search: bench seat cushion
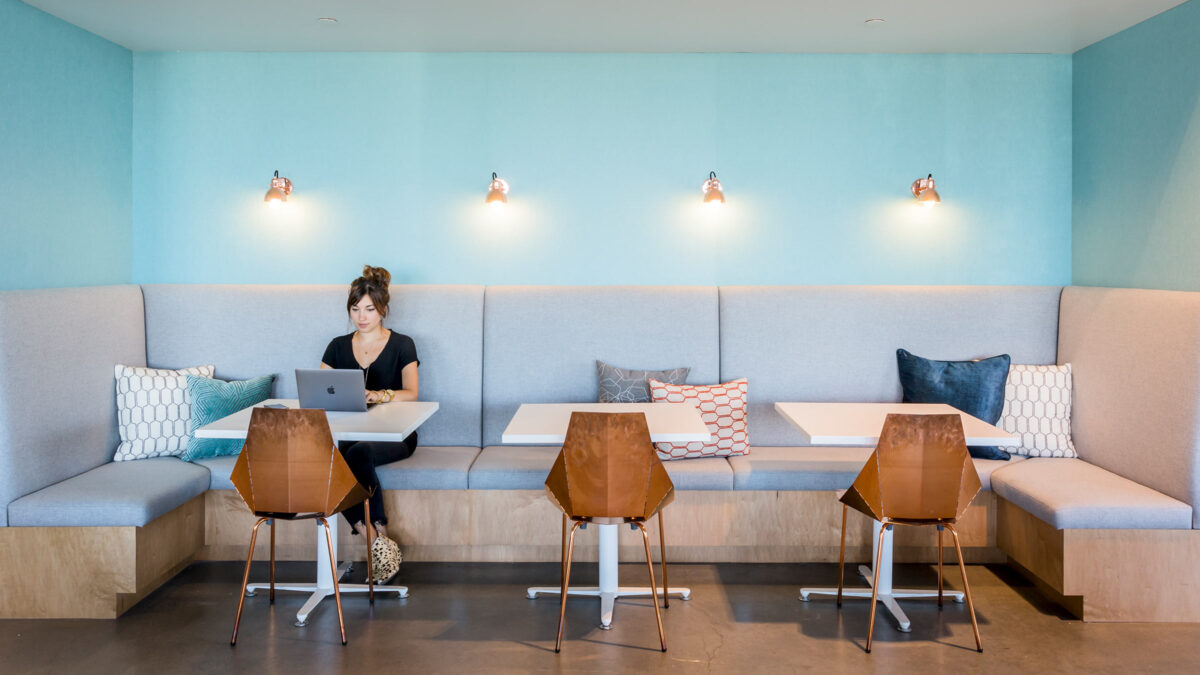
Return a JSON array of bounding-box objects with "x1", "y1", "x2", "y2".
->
[
  {"x1": 991, "y1": 458, "x2": 1194, "y2": 529},
  {"x1": 194, "y1": 455, "x2": 238, "y2": 490},
  {"x1": 198, "y1": 447, "x2": 482, "y2": 491},
  {"x1": 729, "y1": 447, "x2": 1022, "y2": 491},
  {"x1": 7, "y1": 458, "x2": 210, "y2": 527},
  {"x1": 468, "y1": 446, "x2": 734, "y2": 490},
  {"x1": 377, "y1": 447, "x2": 480, "y2": 490}
]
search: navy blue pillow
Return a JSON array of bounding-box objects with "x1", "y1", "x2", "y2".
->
[{"x1": 896, "y1": 348, "x2": 1012, "y2": 461}]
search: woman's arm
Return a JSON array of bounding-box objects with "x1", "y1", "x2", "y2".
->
[{"x1": 366, "y1": 361, "x2": 418, "y2": 403}]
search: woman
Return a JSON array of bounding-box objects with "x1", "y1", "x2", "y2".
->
[{"x1": 321, "y1": 265, "x2": 418, "y2": 583}]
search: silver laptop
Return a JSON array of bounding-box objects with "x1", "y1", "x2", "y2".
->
[{"x1": 296, "y1": 368, "x2": 368, "y2": 412}]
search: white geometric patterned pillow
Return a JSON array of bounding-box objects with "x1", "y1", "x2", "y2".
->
[
  {"x1": 113, "y1": 364, "x2": 215, "y2": 461},
  {"x1": 649, "y1": 378, "x2": 749, "y2": 461},
  {"x1": 997, "y1": 364, "x2": 1077, "y2": 458}
]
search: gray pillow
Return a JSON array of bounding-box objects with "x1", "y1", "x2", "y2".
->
[{"x1": 596, "y1": 360, "x2": 690, "y2": 403}]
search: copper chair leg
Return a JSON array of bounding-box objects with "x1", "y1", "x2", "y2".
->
[
  {"x1": 555, "y1": 521, "x2": 582, "y2": 653},
  {"x1": 561, "y1": 514, "x2": 568, "y2": 581},
  {"x1": 269, "y1": 519, "x2": 276, "y2": 604},
  {"x1": 638, "y1": 523, "x2": 667, "y2": 652},
  {"x1": 937, "y1": 525, "x2": 944, "y2": 608},
  {"x1": 231, "y1": 517, "x2": 268, "y2": 646},
  {"x1": 658, "y1": 511, "x2": 669, "y2": 609},
  {"x1": 946, "y1": 524, "x2": 983, "y2": 653},
  {"x1": 320, "y1": 517, "x2": 348, "y2": 646},
  {"x1": 837, "y1": 504, "x2": 847, "y2": 607},
  {"x1": 364, "y1": 500, "x2": 374, "y2": 605},
  {"x1": 865, "y1": 522, "x2": 889, "y2": 654}
]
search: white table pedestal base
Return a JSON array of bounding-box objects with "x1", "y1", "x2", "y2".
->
[
  {"x1": 799, "y1": 520, "x2": 962, "y2": 633},
  {"x1": 243, "y1": 518, "x2": 408, "y2": 626},
  {"x1": 526, "y1": 524, "x2": 690, "y2": 629}
]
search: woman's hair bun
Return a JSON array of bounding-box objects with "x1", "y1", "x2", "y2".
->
[{"x1": 361, "y1": 265, "x2": 392, "y2": 287}]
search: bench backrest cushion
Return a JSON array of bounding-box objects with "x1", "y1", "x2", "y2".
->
[
  {"x1": 720, "y1": 286, "x2": 1063, "y2": 446},
  {"x1": 0, "y1": 286, "x2": 147, "y2": 525},
  {"x1": 482, "y1": 286, "x2": 720, "y2": 447},
  {"x1": 142, "y1": 285, "x2": 484, "y2": 447},
  {"x1": 1059, "y1": 286, "x2": 1200, "y2": 527}
]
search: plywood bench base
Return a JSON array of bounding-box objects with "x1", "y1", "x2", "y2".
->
[
  {"x1": 996, "y1": 496, "x2": 1200, "y2": 621},
  {"x1": 0, "y1": 496, "x2": 204, "y2": 619},
  {"x1": 200, "y1": 489, "x2": 1003, "y2": 564}
]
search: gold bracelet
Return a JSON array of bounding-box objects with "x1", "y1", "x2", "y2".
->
[{"x1": 386, "y1": 389, "x2": 394, "y2": 402}]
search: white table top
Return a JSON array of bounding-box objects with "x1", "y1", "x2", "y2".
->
[
  {"x1": 501, "y1": 402, "x2": 713, "y2": 445},
  {"x1": 194, "y1": 399, "x2": 439, "y2": 443},
  {"x1": 774, "y1": 402, "x2": 1019, "y2": 447}
]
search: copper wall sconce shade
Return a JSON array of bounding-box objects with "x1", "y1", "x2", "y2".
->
[
  {"x1": 837, "y1": 414, "x2": 983, "y2": 653},
  {"x1": 486, "y1": 172, "x2": 509, "y2": 204},
  {"x1": 911, "y1": 173, "x2": 941, "y2": 206},
  {"x1": 264, "y1": 170, "x2": 293, "y2": 204},
  {"x1": 229, "y1": 407, "x2": 374, "y2": 647},
  {"x1": 544, "y1": 412, "x2": 674, "y2": 653},
  {"x1": 702, "y1": 171, "x2": 725, "y2": 204}
]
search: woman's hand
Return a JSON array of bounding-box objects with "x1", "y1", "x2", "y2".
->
[{"x1": 366, "y1": 389, "x2": 396, "y2": 404}]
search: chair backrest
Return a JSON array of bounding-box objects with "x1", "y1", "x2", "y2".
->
[
  {"x1": 231, "y1": 407, "x2": 368, "y2": 516},
  {"x1": 544, "y1": 412, "x2": 673, "y2": 520},
  {"x1": 841, "y1": 414, "x2": 981, "y2": 522}
]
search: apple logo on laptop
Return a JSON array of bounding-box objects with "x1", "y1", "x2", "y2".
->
[{"x1": 327, "y1": 386, "x2": 336, "y2": 395}]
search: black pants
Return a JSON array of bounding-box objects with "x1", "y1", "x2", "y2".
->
[{"x1": 338, "y1": 433, "x2": 417, "y2": 533}]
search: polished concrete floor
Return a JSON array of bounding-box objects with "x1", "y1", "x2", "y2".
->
[{"x1": 4, "y1": 560, "x2": 1199, "y2": 674}]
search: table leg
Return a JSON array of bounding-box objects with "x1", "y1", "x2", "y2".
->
[
  {"x1": 800, "y1": 519, "x2": 962, "y2": 633},
  {"x1": 527, "y1": 523, "x2": 691, "y2": 629},
  {"x1": 244, "y1": 517, "x2": 408, "y2": 626}
]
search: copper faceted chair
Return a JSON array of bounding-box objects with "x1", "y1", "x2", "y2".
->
[
  {"x1": 837, "y1": 414, "x2": 983, "y2": 653},
  {"x1": 229, "y1": 407, "x2": 376, "y2": 646},
  {"x1": 544, "y1": 412, "x2": 674, "y2": 653}
]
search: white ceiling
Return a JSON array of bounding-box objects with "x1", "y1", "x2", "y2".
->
[{"x1": 22, "y1": 0, "x2": 1190, "y2": 53}]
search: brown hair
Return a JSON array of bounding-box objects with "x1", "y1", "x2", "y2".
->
[{"x1": 347, "y1": 265, "x2": 392, "y2": 318}]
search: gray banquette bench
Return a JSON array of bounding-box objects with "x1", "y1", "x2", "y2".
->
[{"x1": 1, "y1": 284, "x2": 1198, "y2": 621}]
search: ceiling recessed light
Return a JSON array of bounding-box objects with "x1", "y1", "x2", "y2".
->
[
  {"x1": 317, "y1": 17, "x2": 338, "y2": 24},
  {"x1": 865, "y1": 18, "x2": 886, "y2": 24}
]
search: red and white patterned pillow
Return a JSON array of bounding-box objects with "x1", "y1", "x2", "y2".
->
[{"x1": 648, "y1": 378, "x2": 749, "y2": 461}]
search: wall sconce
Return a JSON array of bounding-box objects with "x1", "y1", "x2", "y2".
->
[
  {"x1": 264, "y1": 170, "x2": 293, "y2": 206},
  {"x1": 911, "y1": 173, "x2": 941, "y2": 207},
  {"x1": 486, "y1": 172, "x2": 509, "y2": 205},
  {"x1": 702, "y1": 171, "x2": 725, "y2": 205}
]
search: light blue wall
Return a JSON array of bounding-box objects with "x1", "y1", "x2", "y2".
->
[
  {"x1": 1073, "y1": 0, "x2": 1200, "y2": 290},
  {"x1": 0, "y1": 0, "x2": 131, "y2": 290},
  {"x1": 132, "y1": 53, "x2": 1072, "y2": 286}
]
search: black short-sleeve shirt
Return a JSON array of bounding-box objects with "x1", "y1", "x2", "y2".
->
[{"x1": 321, "y1": 331, "x2": 419, "y2": 391}]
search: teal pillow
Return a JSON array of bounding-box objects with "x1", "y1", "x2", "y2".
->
[
  {"x1": 181, "y1": 374, "x2": 274, "y2": 462},
  {"x1": 896, "y1": 349, "x2": 1012, "y2": 461}
]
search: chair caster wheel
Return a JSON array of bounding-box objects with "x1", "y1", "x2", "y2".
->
[
  {"x1": 294, "y1": 620, "x2": 308, "y2": 627},
  {"x1": 244, "y1": 590, "x2": 256, "y2": 597}
]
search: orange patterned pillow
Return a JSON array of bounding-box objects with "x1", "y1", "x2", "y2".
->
[{"x1": 649, "y1": 378, "x2": 749, "y2": 460}]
